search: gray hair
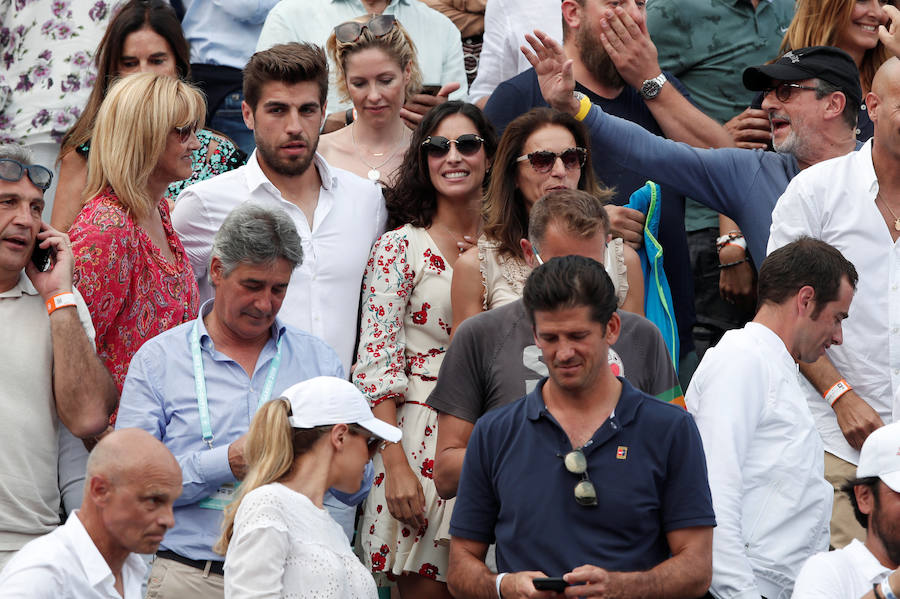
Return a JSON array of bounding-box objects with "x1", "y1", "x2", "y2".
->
[
  {"x1": 209, "y1": 203, "x2": 303, "y2": 283},
  {"x1": 0, "y1": 144, "x2": 35, "y2": 164}
]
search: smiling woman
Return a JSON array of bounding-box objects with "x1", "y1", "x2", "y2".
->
[
  {"x1": 317, "y1": 15, "x2": 423, "y2": 185},
  {"x1": 69, "y1": 73, "x2": 202, "y2": 412}
]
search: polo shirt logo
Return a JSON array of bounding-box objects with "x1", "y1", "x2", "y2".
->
[{"x1": 617, "y1": 446, "x2": 628, "y2": 460}]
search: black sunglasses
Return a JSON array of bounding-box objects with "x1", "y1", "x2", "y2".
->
[
  {"x1": 421, "y1": 134, "x2": 485, "y2": 158},
  {"x1": 174, "y1": 122, "x2": 199, "y2": 144},
  {"x1": 517, "y1": 147, "x2": 587, "y2": 174},
  {"x1": 763, "y1": 82, "x2": 818, "y2": 103},
  {"x1": 349, "y1": 424, "x2": 381, "y2": 454},
  {"x1": 0, "y1": 159, "x2": 53, "y2": 191},
  {"x1": 334, "y1": 14, "x2": 396, "y2": 43},
  {"x1": 561, "y1": 448, "x2": 597, "y2": 507}
]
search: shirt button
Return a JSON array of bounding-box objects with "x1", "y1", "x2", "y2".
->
[
  {"x1": 610, "y1": 423, "x2": 618, "y2": 430},
  {"x1": 894, "y1": 328, "x2": 899, "y2": 335}
]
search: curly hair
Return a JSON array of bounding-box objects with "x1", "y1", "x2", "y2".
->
[
  {"x1": 483, "y1": 107, "x2": 611, "y2": 260},
  {"x1": 384, "y1": 101, "x2": 498, "y2": 229}
]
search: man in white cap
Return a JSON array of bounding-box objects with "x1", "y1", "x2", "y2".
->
[{"x1": 794, "y1": 421, "x2": 900, "y2": 599}]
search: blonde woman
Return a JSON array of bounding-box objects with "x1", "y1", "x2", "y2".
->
[
  {"x1": 216, "y1": 376, "x2": 401, "y2": 599},
  {"x1": 318, "y1": 15, "x2": 422, "y2": 186},
  {"x1": 70, "y1": 72, "x2": 201, "y2": 399}
]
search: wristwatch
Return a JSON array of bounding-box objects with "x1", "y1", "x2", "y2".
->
[{"x1": 639, "y1": 73, "x2": 667, "y2": 100}]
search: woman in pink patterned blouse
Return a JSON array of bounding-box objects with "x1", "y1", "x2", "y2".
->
[
  {"x1": 70, "y1": 72, "x2": 202, "y2": 404},
  {"x1": 354, "y1": 101, "x2": 497, "y2": 598}
]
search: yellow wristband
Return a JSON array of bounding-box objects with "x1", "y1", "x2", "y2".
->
[
  {"x1": 46, "y1": 292, "x2": 77, "y2": 315},
  {"x1": 574, "y1": 93, "x2": 591, "y2": 121}
]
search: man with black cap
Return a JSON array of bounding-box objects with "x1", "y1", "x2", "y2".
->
[
  {"x1": 768, "y1": 57, "x2": 900, "y2": 550},
  {"x1": 524, "y1": 35, "x2": 862, "y2": 267},
  {"x1": 793, "y1": 421, "x2": 900, "y2": 599}
]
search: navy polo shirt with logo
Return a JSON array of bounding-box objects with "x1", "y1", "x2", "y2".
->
[{"x1": 450, "y1": 377, "x2": 715, "y2": 577}]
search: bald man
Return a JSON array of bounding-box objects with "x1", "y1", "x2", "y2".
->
[
  {"x1": 0, "y1": 430, "x2": 182, "y2": 598},
  {"x1": 767, "y1": 57, "x2": 900, "y2": 549}
]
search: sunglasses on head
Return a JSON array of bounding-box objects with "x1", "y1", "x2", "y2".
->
[
  {"x1": 334, "y1": 14, "x2": 396, "y2": 43},
  {"x1": 0, "y1": 159, "x2": 53, "y2": 191},
  {"x1": 517, "y1": 147, "x2": 587, "y2": 174},
  {"x1": 421, "y1": 134, "x2": 485, "y2": 158},
  {"x1": 561, "y1": 448, "x2": 597, "y2": 507},
  {"x1": 173, "y1": 122, "x2": 199, "y2": 144}
]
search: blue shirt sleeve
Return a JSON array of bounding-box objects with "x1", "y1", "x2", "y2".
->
[{"x1": 449, "y1": 417, "x2": 500, "y2": 544}]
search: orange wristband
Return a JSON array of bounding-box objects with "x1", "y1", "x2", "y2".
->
[
  {"x1": 45, "y1": 292, "x2": 76, "y2": 315},
  {"x1": 824, "y1": 379, "x2": 852, "y2": 407}
]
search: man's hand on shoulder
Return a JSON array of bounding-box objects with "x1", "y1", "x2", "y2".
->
[
  {"x1": 597, "y1": 6, "x2": 660, "y2": 89},
  {"x1": 26, "y1": 223, "x2": 74, "y2": 301},
  {"x1": 832, "y1": 390, "x2": 884, "y2": 450}
]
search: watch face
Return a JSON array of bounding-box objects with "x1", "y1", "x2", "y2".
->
[{"x1": 641, "y1": 79, "x2": 661, "y2": 99}]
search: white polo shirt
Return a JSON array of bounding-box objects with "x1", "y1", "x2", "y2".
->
[
  {"x1": 793, "y1": 539, "x2": 892, "y2": 599},
  {"x1": 0, "y1": 511, "x2": 147, "y2": 598},
  {"x1": 172, "y1": 151, "x2": 386, "y2": 373}
]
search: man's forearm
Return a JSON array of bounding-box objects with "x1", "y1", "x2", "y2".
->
[
  {"x1": 448, "y1": 538, "x2": 499, "y2": 599},
  {"x1": 51, "y1": 307, "x2": 117, "y2": 437},
  {"x1": 646, "y1": 87, "x2": 735, "y2": 149},
  {"x1": 605, "y1": 534, "x2": 712, "y2": 599}
]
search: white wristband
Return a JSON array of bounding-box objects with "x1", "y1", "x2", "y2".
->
[
  {"x1": 883, "y1": 578, "x2": 898, "y2": 599},
  {"x1": 45, "y1": 292, "x2": 77, "y2": 315},
  {"x1": 824, "y1": 379, "x2": 852, "y2": 407},
  {"x1": 495, "y1": 572, "x2": 508, "y2": 599}
]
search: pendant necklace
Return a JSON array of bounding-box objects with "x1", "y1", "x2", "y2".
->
[
  {"x1": 437, "y1": 222, "x2": 480, "y2": 254},
  {"x1": 352, "y1": 123, "x2": 406, "y2": 182},
  {"x1": 878, "y1": 192, "x2": 900, "y2": 231}
]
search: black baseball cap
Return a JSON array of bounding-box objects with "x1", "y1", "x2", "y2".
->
[{"x1": 743, "y1": 46, "x2": 862, "y2": 107}]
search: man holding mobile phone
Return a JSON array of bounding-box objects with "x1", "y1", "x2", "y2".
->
[{"x1": 0, "y1": 144, "x2": 117, "y2": 571}]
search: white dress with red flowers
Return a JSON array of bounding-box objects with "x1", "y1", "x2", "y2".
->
[{"x1": 354, "y1": 224, "x2": 453, "y2": 583}]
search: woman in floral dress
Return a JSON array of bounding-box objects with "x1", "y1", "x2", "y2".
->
[{"x1": 354, "y1": 101, "x2": 497, "y2": 598}]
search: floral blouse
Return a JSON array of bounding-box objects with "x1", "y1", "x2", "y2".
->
[
  {"x1": 70, "y1": 188, "x2": 199, "y2": 397},
  {"x1": 0, "y1": 0, "x2": 123, "y2": 145},
  {"x1": 77, "y1": 128, "x2": 246, "y2": 202}
]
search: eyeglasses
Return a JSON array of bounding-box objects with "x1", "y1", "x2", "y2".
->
[
  {"x1": 517, "y1": 147, "x2": 587, "y2": 173},
  {"x1": 334, "y1": 15, "x2": 396, "y2": 43},
  {"x1": 173, "y1": 122, "x2": 198, "y2": 144},
  {"x1": 349, "y1": 424, "x2": 381, "y2": 454},
  {"x1": 763, "y1": 82, "x2": 818, "y2": 103},
  {"x1": 421, "y1": 134, "x2": 485, "y2": 158},
  {"x1": 0, "y1": 159, "x2": 53, "y2": 191},
  {"x1": 561, "y1": 448, "x2": 597, "y2": 507}
]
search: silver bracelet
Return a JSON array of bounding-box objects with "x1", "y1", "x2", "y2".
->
[{"x1": 495, "y1": 572, "x2": 508, "y2": 599}]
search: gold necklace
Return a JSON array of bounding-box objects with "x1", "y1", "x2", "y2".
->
[
  {"x1": 436, "y1": 222, "x2": 480, "y2": 254},
  {"x1": 878, "y1": 192, "x2": 900, "y2": 231},
  {"x1": 351, "y1": 123, "x2": 407, "y2": 181}
]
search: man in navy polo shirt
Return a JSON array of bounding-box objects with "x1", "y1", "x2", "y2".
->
[{"x1": 447, "y1": 255, "x2": 716, "y2": 599}]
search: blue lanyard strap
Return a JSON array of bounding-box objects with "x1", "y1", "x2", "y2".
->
[{"x1": 191, "y1": 316, "x2": 284, "y2": 448}]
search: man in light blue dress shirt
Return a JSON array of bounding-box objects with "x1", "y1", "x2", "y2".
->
[{"x1": 117, "y1": 203, "x2": 372, "y2": 598}]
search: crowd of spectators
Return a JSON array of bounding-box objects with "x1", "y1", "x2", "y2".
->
[{"x1": 4, "y1": 0, "x2": 900, "y2": 598}]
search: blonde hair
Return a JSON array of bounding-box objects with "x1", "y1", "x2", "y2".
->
[
  {"x1": 780, "y1": 0, "x2": 889, "y2": 92},
  {"x1": 84, "y1": 72, "x2": 205, "y2": 219},
  {"x1": 214, "y1": 399, "x2": 329, "y2": 555},
  {"x1": 326, "y1": 16, "x2": 423, "y2": 104}
]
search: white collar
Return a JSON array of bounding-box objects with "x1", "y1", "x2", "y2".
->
[{"x1": 0, "y1": 270, "x2": 39, "y2": 298}]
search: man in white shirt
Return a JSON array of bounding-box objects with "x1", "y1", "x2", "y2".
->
[
  {"x1": 172, "y1": 43, "x2": 386, "y2": 373},
  {"x1": 768, "y1": 57, "x2": 900, "y2": 549},
  {"x1": 0, "y1": 429, "x2": 182, "y2": 598},
  {"x1": 0, "y1": 145, "x2": 117, "y2": 571},
  {"x1": 686, "y1": 237, "x2": 858, "y2": 599},
  {"x1": 794, "y1": 421, "x2": 900, "y2": 599}
]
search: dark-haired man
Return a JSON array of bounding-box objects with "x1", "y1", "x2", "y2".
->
[
  {"x1": 687, "y1": 238, "x2": 858, "y2": 599},
  {"x1": 794, "y1": 421, "x2": 900, "y2": 599},
  {"x1": 447, "y1": 255, "x2": 715, "y2": 599},
  {"x1": 172, "y1": 42, "x2": 385, "y2": 374}
]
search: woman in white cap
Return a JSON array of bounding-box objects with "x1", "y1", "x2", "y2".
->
[{"x1": 214, "y1": 376, "x2": 402, "y2": 598}]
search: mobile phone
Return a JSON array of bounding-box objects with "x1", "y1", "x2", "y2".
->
[
  {"x1": 420, "y1": 84, "x2": 441, "y2": 96},
  {"x1": 533, "y1": 577, "x2": 570, "y2": 592},
  {"x1": 30, "y1": 242, "x2": 52, "y2": 272}
]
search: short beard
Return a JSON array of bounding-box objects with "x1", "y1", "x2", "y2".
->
[
  {"x1": 576, "y1": 24, "x2": 626, "y2": 89},
  {"x1": 872, "y1": 488, "x2": 900, "y2": 567},
  {"x1": 254, "y1": 134, "x2": 318, "y2": 177}
]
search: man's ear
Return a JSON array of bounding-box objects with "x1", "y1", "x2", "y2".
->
[
  {"x1": 209, "y1": 257, "x2": 224, "y2": 289},
  {"x1": 89, "y1": 474, "x2": 113, "y2": 506},
  {"x1": 605, "y1": 311, "x2": 621, "y2": 345},
  {"x1": 823, "y1": 91, "x2": 848, "y2": 123},
  {"x1": 242, "y1": 101, "x2": 255, "y2": 131},
  {"x1": 867, "y1": 91, "x2": 881, "y2": 125},
  {"x1": 796, "y1": 285, "x2": 817, "y2": 318},
  {"x1": 855, "y1": 483, "x2": 876, "y2": 518},
  {"x1": 521, "y1": 238, "x2": 537, "y2": 268},
  {"x1": 561, "y1": 0, "x2": 583, "y2": 31}
]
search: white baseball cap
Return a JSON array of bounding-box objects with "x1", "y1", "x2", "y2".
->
[
  {"x1": 281, "y1": 376, "x2": 402, "y2": 443},
  {"x1": 856, "y1": 421, "x2": 900, "y2": 492}
]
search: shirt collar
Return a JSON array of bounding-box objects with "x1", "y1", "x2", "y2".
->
[
  {"x1": 525, "y1": 376, "x2": 640, "y2": 429},
  {"x1": 844, "y1": 539, "x2": 893, "y2": 583},
  {"x1": 743, "y1": 322, "x2": 796, "y2": 368},
  {"x1": 244, "y1": 150, "x2": 334, "y2": 194},
  {"x1": 856, "y1": 139, "x2": 879, "y2": 196},
  {"x1": 195, "y1": 298, "x2": 287, "y2": 352},
  {"x1": 65, "y1": 512, "x2": 120, "y2": 589},
  {"x1": 0, "y1": 270, "x2": 39, "y2": 298}
]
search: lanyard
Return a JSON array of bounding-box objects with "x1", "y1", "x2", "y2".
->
[{"x1": 191, "y1": 316, "x2": 284, "y2": 448}]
